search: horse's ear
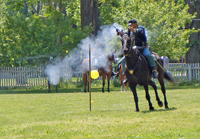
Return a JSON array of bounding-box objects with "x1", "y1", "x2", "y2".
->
[{"x1": 128, "y1": 28, "x2": 131, "y2": 37}]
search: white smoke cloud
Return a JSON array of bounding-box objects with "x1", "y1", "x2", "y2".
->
[{"x1": 45, "y1": 23, "x2": 123, "y2": 85}]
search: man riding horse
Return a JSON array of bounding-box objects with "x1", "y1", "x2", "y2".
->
[{"x1": 116, "y1": 19, "x2": 158, "y2": 83}]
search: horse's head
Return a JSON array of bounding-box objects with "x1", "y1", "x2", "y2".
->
[
  {"x1": 107, "y1": 51, "x2": 117, "y2": 64},
  {"x1": 121, "y1": 28, "x2": 132, "y2": 56}
]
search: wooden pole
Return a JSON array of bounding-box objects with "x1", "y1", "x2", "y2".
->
[{"x1": 89, "y1": 44, "x2": 91, "y2": 111}]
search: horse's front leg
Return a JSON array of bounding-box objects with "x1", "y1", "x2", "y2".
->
[
  {"x1": 56, "y1": 85, "x2": 58, "y2": 92},
  {"x1": 107, "y1": 75, "x2": 111, "y2": 93},
  {"x1": 143, "y1": 84, "x2": 154, "y2": 111},
  {"x1": 148, "y1": 80, "x2": 163, "y2": 107},
  {"x1": 48, "y1": 81, "x2": 51, "y2": 93},
  {"x1": 102, "y1": 75, "x2": 106, "y2": 93},
  {"x1": 129, "y1": 84, "x2": 139, "y2": 112}
]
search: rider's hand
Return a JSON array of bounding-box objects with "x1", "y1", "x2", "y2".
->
[
  {"x1": 129, "y1": 27, "x2": 134, "y2": 32},
  {"x1": 129, "y1": 27, "x2": 136, "y2": 33},
  {"x1": 117, "y1": 30, "x2": 121, "y2": 36},
  {"x1": 132, "y1": 46, "x2": 137, "y2": 49}
]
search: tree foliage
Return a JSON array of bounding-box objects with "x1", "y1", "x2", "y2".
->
[
  {"x1": 99, "y1": 0, "x2": 199, "y2": 60},
  {"x1": 0, "y1": 0, "x2": 199, "y2": 67},
  {"x1": 0, "y1": 1, "x2": 91, "y2": 67}
]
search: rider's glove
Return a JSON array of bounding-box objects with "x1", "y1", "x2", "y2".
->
[{"x1": 132, "y1": 46, "x2": 137, "y2": 49}]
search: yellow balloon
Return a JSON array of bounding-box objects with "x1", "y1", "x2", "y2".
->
[{"x1": 91, "y1": 70, "x2": 99, "y2": 79}]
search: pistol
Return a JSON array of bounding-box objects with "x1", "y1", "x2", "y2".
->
[{"x1": 113, "y1": 26, "x2": 119, "y2": 32}]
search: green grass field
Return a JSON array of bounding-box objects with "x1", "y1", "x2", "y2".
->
[{"x1": 0, "y1": 86, "x2": 199, "y2": 139}]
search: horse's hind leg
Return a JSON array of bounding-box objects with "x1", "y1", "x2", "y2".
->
[
  {"x1": 124, "y1": 82, "x2": 128, "y2": 92},
  {"x1": 143, "y1": 84, "x2": 154, "y2": 111},
  {"x1": 83, "y1": 73, "x2": 87, "y2": 93},
  {"x1": 87, "y1": 80, "x2": 89, "y2": 92},
  {"x1": 158, "y1": 78, "x2": 169, "y2": 109},
  {"x1": 148, "y1": 80, "x2": 163, "y2": 107}
]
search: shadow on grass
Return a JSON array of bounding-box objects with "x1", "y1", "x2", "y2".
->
[
  {"x1": 0, "y1": 87, "x2": 118, "y2": 94},
  {"x1": 141, "y1": 107, "x2": 177, "y2": 113}
]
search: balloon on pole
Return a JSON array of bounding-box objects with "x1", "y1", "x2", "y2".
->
[{"x1": 91, "y1": 70, "x2": 99, "y2": 79}]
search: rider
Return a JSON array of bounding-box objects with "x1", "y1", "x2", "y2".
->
[{"x1": 116, "y1": 19, "x2": 158, "y2": 82}]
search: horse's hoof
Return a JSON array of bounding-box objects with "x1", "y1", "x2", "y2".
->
[
  {"x1": 135, "y1": 110, "x2": 139, "y2": 112},
  {"x1": 165, "y1": 106, "x2": 169, "y2": 109},
  {"x1": 158, "y1": 101, "x2": 163, "y2": 107},
  {"x1": 149, "y1": 107, "x2": 154, "y2": 110}
]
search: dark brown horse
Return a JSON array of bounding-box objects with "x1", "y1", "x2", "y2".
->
[
  {"x1": 120, "y1": 29, "x2": 173, "y2": 112},
  {"x1": 82, "y1": 53, "x2": 116, "y2": 93}
]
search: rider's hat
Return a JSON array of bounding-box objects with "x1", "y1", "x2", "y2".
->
[{"x1": 128, "y1": 19, "x2": 137, "y2": 25}]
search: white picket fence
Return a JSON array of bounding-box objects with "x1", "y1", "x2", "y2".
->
[
  {"x1": 0, "y1": 63, "x2": 199, "y2": 89},
  {"x1": 167, "y1": 63, "x2": 200, "y2": 83},
  {"x1": 0, "y1": 66, "x2": 82, "y2": 89}
]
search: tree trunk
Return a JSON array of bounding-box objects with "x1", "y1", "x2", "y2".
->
[
  {"x1": 185, "y1": 0, "x2": 200, "y2": 63},
  {"x1": 37, "y1": 1, "x2": 40, "y2": 15},
  {"x1": 24, "y1": 1, "x2": 28, "y2": 15},
  {"x1": 81, "y1": 0, "x2": 99, "y2": 36}
]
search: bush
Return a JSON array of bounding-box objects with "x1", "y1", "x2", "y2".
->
[
  {"x1": 113, "y1": 79, "x2": 121, "y2": 87},
  {"x1": 178, "y1": 80, "x2": 200, "y2": 86}
]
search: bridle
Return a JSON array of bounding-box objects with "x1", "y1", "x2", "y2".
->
[{"x1": 122, "y1": 34, "x2": 133, "y2": 57}]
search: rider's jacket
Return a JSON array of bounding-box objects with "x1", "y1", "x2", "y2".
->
[{"x1": 131, "y1": 26, "x2": 147, "y2": 47}]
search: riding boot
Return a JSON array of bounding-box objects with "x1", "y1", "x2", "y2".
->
[
  {"x1": 122, "y1": 78, "x2": 128, "y2": 84},
  {"x1": 111, "y1": 71, "x2": 117, "y2": 77},
  {"x1": 114, "y1": 66, "x2": 120, "y2": 78},
  {"x1": 151, "y1": 66, "x2": 158, "y2": 78}
]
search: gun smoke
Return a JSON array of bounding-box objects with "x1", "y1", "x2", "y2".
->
[{"x1": 45, "y1": 23, "x2": 122, "y2": 85}]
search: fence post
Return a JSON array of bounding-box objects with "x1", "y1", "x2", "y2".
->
[{"x1": 188, "y1": 64, "x2": 192, "y2": 82}]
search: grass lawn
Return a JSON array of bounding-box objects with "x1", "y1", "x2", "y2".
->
[{"x1": 0, "y1": 86, "x2": 199, "y2": 138}]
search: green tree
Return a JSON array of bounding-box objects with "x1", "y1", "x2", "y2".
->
[
  {"x1": 99, "y1": 0, "x2": 198, "y2": 60},
  {"x1": 0, "y1": 1, "x2": 92, "y2": 66},
  {"x1": 0, "y1": 0, "x2": 199, "y2": 67}
]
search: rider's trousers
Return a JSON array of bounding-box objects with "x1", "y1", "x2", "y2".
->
[{"x1": 142, "y1": 48, "x2": 156, "y2": 67}]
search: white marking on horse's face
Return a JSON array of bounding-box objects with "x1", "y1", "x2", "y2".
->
[{"x1": 122, "y1": 35, "x2": 130, "y2": 55}]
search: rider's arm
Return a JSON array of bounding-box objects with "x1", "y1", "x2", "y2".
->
[{"x1": 130, "y1": 27, "x2": 145, "y2": 35}]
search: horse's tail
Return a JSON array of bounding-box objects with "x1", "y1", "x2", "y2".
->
[{"x1": 164, "y1": 71, "x2": 174, "y2": 82}]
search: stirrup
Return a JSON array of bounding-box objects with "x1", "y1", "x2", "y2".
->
[{"x1": 111, "y1": 71, "x2": 117, "y2": 77}]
